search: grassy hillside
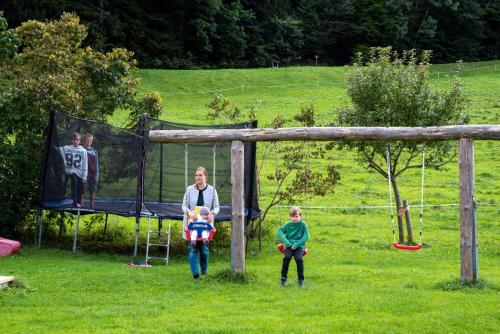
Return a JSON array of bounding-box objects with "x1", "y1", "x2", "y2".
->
[{"x1": 1, "y1": 61, "x2": 499, "y2": 333}]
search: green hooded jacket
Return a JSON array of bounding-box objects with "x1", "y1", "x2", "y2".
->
[{"x1": 277, "y1": 220, "x2": 309, "y2": 248}]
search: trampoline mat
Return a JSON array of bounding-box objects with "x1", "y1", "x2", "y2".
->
[
  {"x1": 144, "y1": 202, "x2": 260, "y2": 221},
  {"x1": 42, "y1": 198, "x2": 140, "y2": 216},
  {"x1": 42, "y1": 199, "x2": 260, "y2": 221}
]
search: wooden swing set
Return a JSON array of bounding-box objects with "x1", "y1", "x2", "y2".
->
[{"x1": 149, "y1": 125, "x2": 500, "y2": 282}]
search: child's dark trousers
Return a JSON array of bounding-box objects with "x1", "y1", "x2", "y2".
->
[{"x1": 281, "y1": 247, "x2": 304, "y2": 280}]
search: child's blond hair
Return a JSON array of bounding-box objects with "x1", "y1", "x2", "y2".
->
[{"x1": 289, "y1": 206, "x2": 301, "y2": 216}]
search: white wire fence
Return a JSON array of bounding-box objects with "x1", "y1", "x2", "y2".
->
[{"x1": 274, "y1": 202, "x2": 498, "y2": 211}]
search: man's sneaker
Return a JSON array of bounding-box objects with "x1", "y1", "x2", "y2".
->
[
  {"x1": 280, "y1": 277, "x2": 287, "y2": 287},
  {"x1": 298, "y1": 279, "x2": 304, "y2": 288}
]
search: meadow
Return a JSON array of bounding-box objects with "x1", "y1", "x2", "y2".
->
[{"x1": 1, "y1": 61, "x2": 499, "y2": 333}]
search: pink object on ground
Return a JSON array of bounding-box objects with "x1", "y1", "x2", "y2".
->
[{"x1": 0, "y1": 237, "x2": 21, "y2": 256}]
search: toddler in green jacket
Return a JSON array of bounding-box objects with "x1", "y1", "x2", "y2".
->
[{"x1": 277, "y1": 206, "x2": 309, "y2": 287}]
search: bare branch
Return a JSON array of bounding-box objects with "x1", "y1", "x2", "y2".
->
[{"x1": 362, "y1": 148, "x2": 387, "y2": 177}]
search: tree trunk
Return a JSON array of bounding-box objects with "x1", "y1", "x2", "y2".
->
[
  {"x1": 402, "y1": 200, "x2": 415, "y2": 244},
  {"x1": 391, "y1": 177, "x2": 405, "y2": 243}
]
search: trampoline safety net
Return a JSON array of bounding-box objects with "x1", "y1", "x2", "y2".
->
[{"x1": 40, "y1": 111, "x2": 260, "y2": 222}]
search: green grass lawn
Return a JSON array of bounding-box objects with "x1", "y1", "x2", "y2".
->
[
  {"x1": 1, "y1": 211, "x2": 499, "y2": 334},
  {"x1": 1, "y1": 61, "x2": 499, "y2": 333}
]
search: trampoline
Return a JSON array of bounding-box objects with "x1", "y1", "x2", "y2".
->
[{"x1": 37, "y1": 110, "x2": 260, "y2": 257}]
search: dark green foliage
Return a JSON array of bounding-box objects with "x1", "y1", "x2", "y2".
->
[
  {"x1": 334, "y1": 47, "x2": 469, "y2": 243},
  {"x1": 211, "y1": 268, "x2": 257, "y2": 284},
  {"x1": 1, "y1": 0, "x2": 497, "y2": 68},
  {"x1": 436, "y1": 279, "x2": 499, "y2": 291},
  {"x1": 0, "y1": 11, "x2": 18, "y2": 60},
  {"x1": 0, "y1": 13, "x2": 162, "y2": 237}
]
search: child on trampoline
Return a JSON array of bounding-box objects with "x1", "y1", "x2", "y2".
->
[
  {"x1": 83, "y1": 133, "x2": 99, "y2": 209},
  {"x1": 277, "y1": 206, "x2": 309, "y2": 288},
  {"x1": 55, "y1": 132, "x2": 88, "y2": 208},
  {"x1": 187, "y1": 206, "x2": 213, "y2": 246}
]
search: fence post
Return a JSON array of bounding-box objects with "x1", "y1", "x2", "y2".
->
[
  {"x1": 231, "y1": 140, "x2": 245, "y2": 273},
  {"x1": 459, "y1": 137, "x2": 477, "y2": 282}
]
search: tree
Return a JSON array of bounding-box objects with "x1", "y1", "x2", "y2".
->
[
  {"x1": 350, "y1": 0, "x2": 409, "y2": 50},
  {"x1": 0, "y1": 13, "x2": 162, "y2": 237},
  {"x1": 260, "y1": 106, "x2": 340, "y2": 233},
  {"x1": 0, "y1": 11, "x2": 19, "y2": 77},
  {"x1": 206, "y1": 95, "x2": 340, "y2": 237},
  {"x1": 334, "y1": 47, "x2": 469, "y2": 244},
  {"x1": 0, "y1": 11, "x2": 18, "y2": 59}
]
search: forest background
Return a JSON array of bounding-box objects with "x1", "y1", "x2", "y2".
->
[{"x1": 1, "y1": 0, "x2": 499, "y2": 69}]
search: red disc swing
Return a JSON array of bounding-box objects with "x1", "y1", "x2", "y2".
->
[
  {"x1": 277, "y1": 243, "x2": 308, "y2": 256},
  {"x1": 386, "y1": 145, "x2": 426, "y2": 251}
]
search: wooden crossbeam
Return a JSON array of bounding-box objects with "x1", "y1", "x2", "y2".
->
[{"x1": 149, "y1": 125, "x2": 500, "y2": 143}]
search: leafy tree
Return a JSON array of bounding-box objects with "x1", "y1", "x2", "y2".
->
[
  {"x1": 350, "y1": 0, "x2": 409, "y2": 50},
  {"x1": 0, "y1": 11, "x2": 18, "y2": 60},
  {"x1": 333, "y1": 47, "x2": 469, "y2": 244},
  {"x1": 483, "y1": 0, "x2": 500, "y2": 60},
  {"x1": 423, "y1": 0, "x2": 486, "y2": 62},
  {"x1": 0, "y1": 11, "x2": 19, "y2": 78},
  {"x1": 295, "y1": 0, "x2": 331, "y2": 62},
  {"x1": 125, "y1": 92, "x2": 163, "y2": 129},
  {"x1": 1, "y1": 0, "x2": 497, "y2": 67},
  {"x1": 0, "y1": 13, "x2": 162, "y2": 237},
  {"x1": 261, "y1": 106, "x2": 339, "y2": 233},
  {"x1": 206, "y1": 95, "x2": 340, "y2": 237}
]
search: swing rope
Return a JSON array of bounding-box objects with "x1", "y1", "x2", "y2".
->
[
  {"x1": 275, "y1": 142, "x2": 282, "y2": 220},
  {"x1": 276, "y1": 141, "x2": 310, "y2": 257},
  {"x1": 184, "y1": 144, "x2": 189, "y2": 190},
  {"x1": 183, "y1": 143, "x2": 218, "y2": 240},
  {"x1": 304, "y1": 141, "x2": 310, "y2": 222},
  {"x1": 386, "y1": 145, "x2": 396, "y2": 244},
  {"x1": 418, "y1": 145, "x2": 426, "y2": 245},
  {"x1": 212, "y1": 144, "x2": 216, "y2": 190},
  {"x1": 386, "y1": 144, "x2": 425, "y2": 251}
]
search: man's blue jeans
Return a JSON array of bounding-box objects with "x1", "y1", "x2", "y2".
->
[{"x1": 188, "y1": 241, "x2": 209, "y2": 278}]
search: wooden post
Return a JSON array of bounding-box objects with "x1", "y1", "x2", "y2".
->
[
  {"x1": 402, "y1": 200, "x2": 414, "y2": 244},
  {"x1": 459, "y1": 138, "x2": 477, "y2": 282},
  {"x1": 231, "y1": 140, "x2": 245, "y2": 273}
]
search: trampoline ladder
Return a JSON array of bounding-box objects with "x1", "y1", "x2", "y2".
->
[{"x1": 145, "y1": 216, "x2": 171, "y2": 265}]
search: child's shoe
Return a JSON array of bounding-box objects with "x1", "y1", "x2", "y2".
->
[
  {"x1": 280, "y1": 277, "x2": 287, "y2": 287},
  {"x1": 298, "y1": 279, "x2": 304, "y2": 288}
]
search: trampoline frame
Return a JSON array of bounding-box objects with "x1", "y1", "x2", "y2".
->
[{"x1": 36, "y1": 111, "x2": 260, "y2": 258}]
